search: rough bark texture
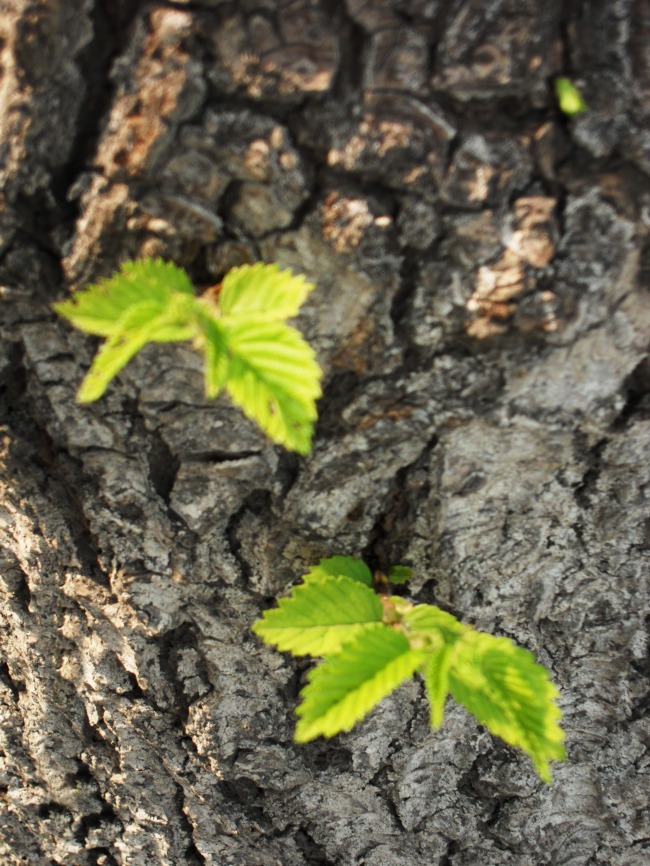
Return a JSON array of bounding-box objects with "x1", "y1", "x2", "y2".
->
[{"x1": 1, "y1": 1, "x2": 649, "y2": 864}]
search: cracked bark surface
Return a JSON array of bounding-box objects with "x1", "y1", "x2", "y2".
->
[{"x1": 1, "y1": 1, "x2": 649, "y2": 863}]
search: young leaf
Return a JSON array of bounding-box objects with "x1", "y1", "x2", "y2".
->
[
  {"x1": 403, "y1": 604, "x2": 467, "y2": 646},
  {"x1": 554, "y1": 77, "x2": 586, "y2": 116},
  {"x1": 76, "y1": 301, "x2": 196, "y2": 403},
  {"x1": 387, "y1": 565, "x2": 413, "y2": 584},
  {"x1": 224, "y1": 316, "x2": 322, "y2": 454},
  {"x1": 424, "y1": 645, "x2": 453, "y2": 729},
  {"x1": 55, "y1": 258, "x2": 323, "y2": 453},
  {"x1": 219, "y1": 262, "x2": 314, "y2": 320},
  {"x1": 252, "y1": 558, "x2": 565, "y2": 780},
  {"x1": 77, "y1": 323, "x2": 153, "y2": 403},
  {"x1": 448, "y1": 632, "x2": 566, "y2": 783},
  {"x1": 252, "y1": 574, "x2": 384, "y2": 657},
  {"x1": 198, "y1": 314, "x2": 230, "y2": 399},
  {"x1": 295, "y1": 627, "x2": 429, "y2": 742},
  {"x1": 54, "y1": 258, "x2": 195, "y2": 337},
  {"x1": 304, "y1": 556, "x2": 373, "y2": 586}
]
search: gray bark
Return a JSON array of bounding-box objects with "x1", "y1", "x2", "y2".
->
[{"x1": 1, "y1": 1, "x2": 649, "y2": 864}]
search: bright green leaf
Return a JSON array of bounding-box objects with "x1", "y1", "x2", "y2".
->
[
  {"x1": 403, "y1": 604, "x2": 467, "y2": 646},
  {"x1": 198, "y1": 314, "x2": 230, "y2": 399},
  {"x1": 304, "y1": 556, "x2": 373, "y2": 586},
  {"x1": 554, "y1": 77, "x2": 586, "y2": 116},
  {"x1": 56, "y1": 259, "x2": 201, "y2": 402},
  {"x1": 295, "y1": 628, "x2": 429, "y2": 742},
  {"x1": 75, "y1": 300, "x2": 198, "y2": 402},
  {"x1": 76, "y1": 302, "x2": 185, "y2": 402},
  {"x1": 403, "y1": 602, "x2": 465, "y2": 728},
  {"x1": 55, "y1": 258, "x2": 322, "y2": 453},
  {"x1": 251, "y1": 558, "x2": 565, "y2": 780},
  {"x1": 145, "y1": 293, "x2": 203, "y2": 343},
  {"x1": 76, "y1": 326, "x2": 153, "y2": 403},
  {"x1": 54, "y1": 258, "x2": 195, "y2": 337},
  {"x1": 387, "y1": 565, "x2": 413, "y2": 584},
  {"x1": 449, "y1": 631, "x2": 566, "y2": 783},
  {"x1": 252, "y1": 574, "x2": 383, "y2": 657},
  {"x1": 219, "y1": 262, "x2": 314, "y2": 320},
  {"x1": 424, "y1": 644, "x2": 453, "y2": 729},
  {"x1": 224, "y1": 316, "x2": 322, "y2": 454}
]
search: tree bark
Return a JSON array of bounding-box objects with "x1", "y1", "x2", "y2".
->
[{"x1": 1, "y1": 1, "x2": 649, "y2": 864}]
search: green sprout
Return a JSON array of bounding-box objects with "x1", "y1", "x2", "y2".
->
[
  {"x1": 554, "y1": 77, "x2": 587, "y2": 116},
  {"x1": 253, "y1": 556, "x2": 566, "y2": 783},
  {"x1": 54, "y1": 259, "x2": 323, "y2": 454}
]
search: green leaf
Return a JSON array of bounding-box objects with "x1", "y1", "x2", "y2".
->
[
  {"x1": 198, "y1": 314, "x2": 230, "y2": 399},
  {"x1": 75, "y1": 298, "x2": 199, "y2": 402},
  {"x1": 554, "y1": 77, "x2": 586, "y2": 116},
  {"x1": 219, "y1": 262, "x2": 314, "y2": 320},
  {"x1": 145, "y1": 292, "x2": 202, "y2": 342},
  {"x1": 448, "y1": 631, "x2": 566, "y2": 783},
  {"x1": 54, "y1": 258, "x2": 195, "y2": 337},
  {"x1": 424, "y1": 645, "x2": 453, "y2": 728},
  {"x1": 77, "y1": 326, "x2": 152, "y2": 403},
  {"x1": 224, "y1": 316, "x2": 322, "y2": 454},
  {"x1": 403, "y1": 604, "x2": 467, "y2": 646},
  {"x1": 252, "y1": 574, "x2": 384, "y2": 657},
  {"x1": 76, "y1": 301, "x2": 193, "y2": 402},
  {"x1": 404, "y1": 603, "x2": 466, "y2": 727},
  {"x1": 295, "y1": 628, "x2": 429, "y2": 742},
  {"x1": 304, "y1": 556, "x2": 373, "y2": 586},
  {"x1": 387, "y1": 565, "x2": 413, "y2": 584},
  {"x1": 56, "y1": 259, "x2": 201, "y2": 402},
  {"x1": 55, "y1": 258, "x2": 322, "y2": 452}
]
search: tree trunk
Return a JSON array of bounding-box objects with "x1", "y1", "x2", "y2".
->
[{"x1": 1, "y1": 1, "x2": 649, "y2": 864}]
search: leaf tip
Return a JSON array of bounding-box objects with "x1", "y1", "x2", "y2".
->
[
  {"x1": 76, "y1": 378, "x2": 103, "y2": 403},
  {"x1": 293, "y1": 723, "x2": 315, "y2": 744}
]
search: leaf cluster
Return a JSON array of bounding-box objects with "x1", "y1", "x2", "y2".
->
[
  {"x1": 56, "y1": 258, "x2": 567, "y2": 785},
  {"x1": 253, "y1": 557, "x2": 566, "y2": 783},
  {"x1": 54, "y1": 259, "x2": 322, "y2": 454}
]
